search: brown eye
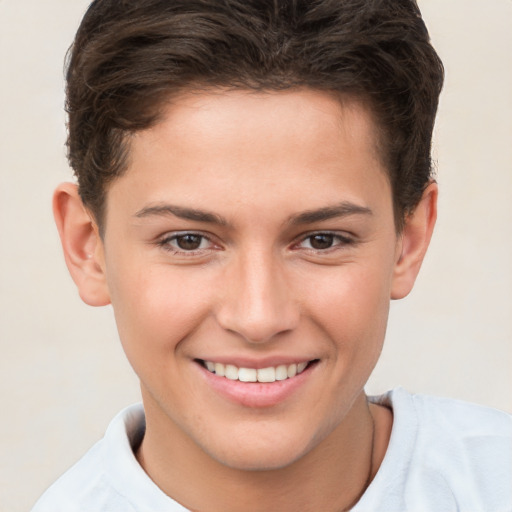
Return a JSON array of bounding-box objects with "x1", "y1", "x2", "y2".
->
[
  {"x1": 157, "y1": 232, "x2": 217, "y2": 255},
  {"x1": 296, "y1": 232, "x2": 353, "y2": 252},
  {"x1": 309, "y1": 234, "x2": 335, "y2": 250},
  {"x1": 175, "y1": 234, "x2": 204, "y2": 251}
]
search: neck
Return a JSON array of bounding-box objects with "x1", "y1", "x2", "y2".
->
[{"x1": 137, "y1": 392, "x2": 391, "y2": 512}]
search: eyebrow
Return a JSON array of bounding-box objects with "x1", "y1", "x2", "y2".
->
[
  {"x1": 134, "y1": 201, "x2": 372, "y2": 226},
  {"x1": 134, "y1": 204, "x2": 229, "y2": 226},
  {"x1": 288, "y1": 202, "x2": 373, "y2": 225}
]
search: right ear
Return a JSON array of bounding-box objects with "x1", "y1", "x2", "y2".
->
[{"x1": 53, "y1": 183, "x2": 111, "y2": 306}]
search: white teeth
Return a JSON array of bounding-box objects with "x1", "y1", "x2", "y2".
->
[
  {"x1": 257, "y1": 367, "x2": 276, "y2": 383},
  {"x1": 287, "y1": 364, "x2": 297, "y2": 378},
  {"x1": 214, "y1": 362, "x2": 225, "y2": 377},
  {"x1": 203, "y1": 360, "x2": 310, "y2": 382},
  {"x1": 297, "y1": 362, "x2": 308, "y2": 373},
  {"x1": 225, "y1": 364, "x2": 238, "y2": 380},
  {"x1": 238, "y1": 368, "x2": 257, "y2": 382},
  {"x1": 275, "y1": 365, "x2": 288, "y2": 381}
]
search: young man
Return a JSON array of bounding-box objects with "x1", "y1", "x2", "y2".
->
[{"x1": 33, "y1": 0, "x2": 511, "y2": 510}]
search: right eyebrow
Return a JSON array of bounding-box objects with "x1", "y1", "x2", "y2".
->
[
  {"x1": 287, "y1": 201, "x2": 373, "y2": 225},
  {"x1": 134, "y1": 203, "x2": 229, "y2": 226}
]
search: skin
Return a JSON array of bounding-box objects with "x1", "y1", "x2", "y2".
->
[{"x1": 54, "y1": 88, "x2": 436, "y2": 511}]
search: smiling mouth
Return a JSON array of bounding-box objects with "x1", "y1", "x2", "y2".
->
[{"x1": 197, "y1": 360, "x2": 318, "y2": 383}]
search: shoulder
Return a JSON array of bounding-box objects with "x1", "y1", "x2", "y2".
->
[
  {"x1": 409, "y1": 391, "x2": 512, "y2": 511},
  {"x1": 31, "y1": 439, "x2": 132, "y2": 512},
  {"x1": 373, "y1": 387, "x2": 512, "y2": 439},
  {"x1": 400, "y1": 390, "x2": 512, "y2": 476},
  {"x1": 363, "y1": 388, "x2": 512, "y2": 512},
  {"x1": 31, "y1": 404, "x2": 144, "y2": 512},
  {"x1": 32, "y1": 403, "x2": 186, "y2": 511},
  {"x1": 407, "y1": 390, "x2": 512, "y2": 436}
]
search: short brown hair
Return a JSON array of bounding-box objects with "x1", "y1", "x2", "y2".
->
[{"x1": 66, "y1": 0, "x2": 444, "y2": 231}]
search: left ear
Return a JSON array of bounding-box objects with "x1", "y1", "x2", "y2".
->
[
  {"x1": 391, "y1": 182, "x2": 438, "y2": 300},
  {"x1": 53, "y1": 183, "x2": 111, "y2": 307}
]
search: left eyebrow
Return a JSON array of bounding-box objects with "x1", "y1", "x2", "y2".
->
[
  {"x1": 134, "y1": 203, "x2": 229, "y2": 226},
  {"x1": 288, "y1": 202, "x2": 373, "y2": 225}
]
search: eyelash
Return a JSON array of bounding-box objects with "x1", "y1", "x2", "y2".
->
[
  {"x1": 294, "y1": 231, "x2": 355, "y2": 252},
  {"x1": 157, "y1": 232, "x2": 215, "y2": 254},
  {"x1": 156, "y1": 231, "x2": 355, "y2": 255}
]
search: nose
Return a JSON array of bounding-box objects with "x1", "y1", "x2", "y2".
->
[{"x1": 216, "y1": 250, "x2": 300, "y2": 344}]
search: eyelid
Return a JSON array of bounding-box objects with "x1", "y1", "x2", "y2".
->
[
  {"x1": 156, "y1": 230, "x2": 219, "y2": 253},
  {"x1": 293, "y1": 230, "x2": 355, "y2": 250},
  {"x1": 154, "y1": 229, "x2": 355, "y2": 255}
]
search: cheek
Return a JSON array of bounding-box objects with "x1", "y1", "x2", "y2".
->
[
  {"x1": 307, "y1": 261, "x2": 393, "y2": 357},
  {"x1": 304, "y1": 265, "x2": 392, "y2": 426},
  {"x1": 106, "y1": 262, "x2": 212, "y2": 363}
]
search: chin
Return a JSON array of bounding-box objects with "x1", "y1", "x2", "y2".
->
[
  {"x1": 199, "y1": 422, "x2": 323, "y2": 472},
  {"x1": 212, "y1": 446, "x2": 307, "y2": 472}
]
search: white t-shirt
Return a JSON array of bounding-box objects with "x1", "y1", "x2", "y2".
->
[{"x1": 31, "y1": 388, "x2": 512, "y2": 512}]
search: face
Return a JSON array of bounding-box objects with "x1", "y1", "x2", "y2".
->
[{"x1": 99, "y1": 89, "x2": 401, "y2": 470}]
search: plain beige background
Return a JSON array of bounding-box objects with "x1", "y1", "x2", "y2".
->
[{"x1": 1, "y1": 1, "x2": 511, "y2": 510}]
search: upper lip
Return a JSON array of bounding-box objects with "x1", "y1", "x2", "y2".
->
[{"x1": 195, "y1": 356, "x2": 318, "y2": 369}]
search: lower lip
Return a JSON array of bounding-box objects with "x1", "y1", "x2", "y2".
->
[{"x1": 197, "y1": 362, "x2": 316, "y2": 408}]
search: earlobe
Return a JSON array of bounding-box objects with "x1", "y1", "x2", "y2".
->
[
  {"x1": 53, "y1": 183, "x2": 111, "y2": 307},
  {"x1": 391, "y1": 182, "x2": 438, "y2": 300}
]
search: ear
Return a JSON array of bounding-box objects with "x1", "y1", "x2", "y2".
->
[
  {"x1": 391, "y1": 182, "x2": 438, "y2": 300},
  {"x1": 53, "y1": 183, "x2": 111, "y2": 306}
]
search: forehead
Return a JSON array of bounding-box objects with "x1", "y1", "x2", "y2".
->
[
  {"x1": 105, "y1": 88, "x2": 392, "y2": 228},
  {"x1": 137, "y1": 88, "x2": 382, "y2": 165}
]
